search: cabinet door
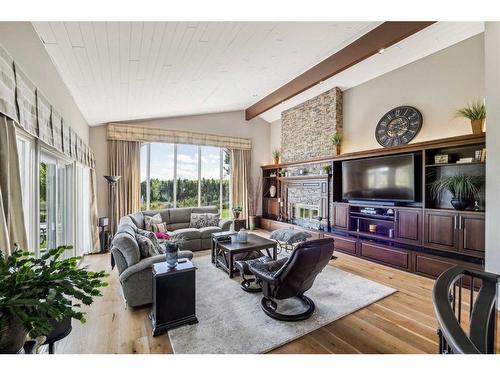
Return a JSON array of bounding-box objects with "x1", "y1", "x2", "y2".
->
[
  {"x1": 395, "y1": 209, "x2": 422, "y2": 245},
  {"x1": 333, "y1": 203, "x2": 348, "y2": 230},
  {"x1": 424, "y1": 210, "x2": 458, "y2": 251},
  {"x1": 459, "y1": 213, "x2": 485, "y2": 253}
]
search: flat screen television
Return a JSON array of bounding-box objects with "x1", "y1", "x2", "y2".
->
[{"x1": 342, "y1": 154, "x2": 415, "y2": 203}]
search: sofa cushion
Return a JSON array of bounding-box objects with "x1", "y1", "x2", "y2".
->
[
  {"x1": 169, "y1": 208, "x2": 192, "y2": 223},
  {"x1": 199, "y1": 226, "x2": 222, "y2": 239},
  {"x1": 205, "y1": 213, "x2": 220, "y2": 227},
  {"x1": 189, "y1": 213, "x2": 207, "y2": 229},
  {"x1": 112, "y1": 230, "x2": 140, "y2": 267},
  {"x1": 167, "y1": 222, "x2": 190, "y2": 231},
  {"x1": 127, "y1": 212, "x2": 145, "y2": 229},
  {"x1": 192, "y1": 206, "x2": 218, "y2": 214},
  {"x1": 173, "y1": 227, "x2": 201, "y2": 241},
  {"x1": 151, "y1": 222, "x2": 168, "y2": 232},
  {"x1": 136, "y1": 233, "x2": 157, "y2": 258},
  {"x1": 144, "y1": 213, "x2": 162, "y2": 231}
]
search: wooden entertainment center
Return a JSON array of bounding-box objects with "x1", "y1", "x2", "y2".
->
[{"x1": 260, "y1": 133, "x2": 486, "y2": 280}]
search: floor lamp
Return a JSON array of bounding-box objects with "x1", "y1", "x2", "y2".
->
[{"x1": 104, "y1": 175, "x2": 121, "y2": 241}]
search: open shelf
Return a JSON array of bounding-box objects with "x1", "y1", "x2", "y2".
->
[
  {"x1": 425, "y1": 162, "x2": 485, "y2": 167},
  {"x1": 350, "y1": 213, "x2": 395, "y2": 222}
]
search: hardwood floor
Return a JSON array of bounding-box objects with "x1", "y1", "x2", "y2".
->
[{"x1": 56, "y1": 230, "x2": 499, "y2": 354}]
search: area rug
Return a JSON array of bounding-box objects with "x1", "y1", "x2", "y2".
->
[{"x1": 167, "y1": 254, "x2": 395, "y2": 354}]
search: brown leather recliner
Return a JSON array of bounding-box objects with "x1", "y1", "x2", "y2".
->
[{"x1": 250, "y1": 238, "x2": 334, "y2": 321}]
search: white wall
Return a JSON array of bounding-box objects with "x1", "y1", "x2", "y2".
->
[
  {"x1": 0, "y1": 22, "x2": 89, "y2": 141},
  {"x1": 269, "y1": 35, "x2": 485, "y2": 156},
  {"x1": 269, "y1": 119, "x2": 282, "y2": 157},
  {"x1": 90, "y1": 110, "x2": 271, "y2": 217},
  {"x1": 484, "y1": 23, "x2": 500, "y2": 279}
]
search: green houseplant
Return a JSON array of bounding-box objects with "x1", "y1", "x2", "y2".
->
[
  {"x1": 232, "y1": 206, "x2": 242, "y2": 219},
  {"x1": 456, "y1": 101, "x2": 486, "y2": 135},
  {"x1": 331, "y1": 132, "x2": 343, "y2": 155},
  {"x1": 272, "y1": 149, "x2": 281, "y2": 165},
  {"x1": 0, "y1": 246, "x2": 108, "y2": 353},
  {"x1": 322, "y1": 164, "x2": 332, "y2": 175},
  {"x1": 430, "y1": 174, "x2": 482, "y2": 211}
]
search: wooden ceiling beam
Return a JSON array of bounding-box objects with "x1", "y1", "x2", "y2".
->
[{"x1": 245, "y1": 21, "x2": 436, "y2": 121}]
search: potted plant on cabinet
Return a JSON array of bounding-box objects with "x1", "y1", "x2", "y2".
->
[
  {"x1": 232, "y1": 206, "x2": 242, "y2": 219},
  {"x1": 456, "y1": 101, "x2": 486, "y2": 135},
  {"x1": 0, "y1": 246, "x2": 108, "y2": 353},
  {"x1": 272, "y1": 149, "x2": 281, "y2": 165},
  {"x1": 331, "y1": 132, "x2": 343, "y2": 155},
  {"x1": 430, "y1": 174, "x2": 482, "y2": 211},
  {"x1": 248, "y1": 176, "x2": 262, "y2": 230}
]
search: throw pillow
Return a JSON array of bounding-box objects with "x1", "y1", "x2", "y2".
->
[
  {"x1": 205, "y1": 213, "x2": 220, "y2": 227},
  {"x1": 155, "y1": 231, "x2": 171, "y2": 240},
  {"x1": 151, "y1": 222, "x2": 167, "y2": 232},
  {"x1": 144, "y1": 213, "x2": 162, "y2": 231},
  {"x1": 189, "y1": 213, "x2": 207, "y2": 229},
  {"x1": 136, "y1": 234, "x2": 156, "y2": 258},
  {"x1": 137, "y1": 228, "x2": 163, "y2": 256}
]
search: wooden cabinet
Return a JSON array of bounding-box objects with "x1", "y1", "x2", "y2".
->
[
  {"x1": 333, "y1": 203, "x2": 349, "y2": 230},
  {"x1": 360, "y1": 241, "x2": 410, "y2": 271},
  {"x1": 424, "y1": 210, "x2": 458, "y2": 251},
  {"x1": 424, "y1": 210, "x2": 485, "y2": 254},
  {"x1": 263, "y1": 198, "x2": 279, "y2": 219},
  {"x1": 394, "y1": 208, "x2": 422, "y2": 245},
  {"x1": 459, "y1": 213, "x2": 485, "y2": 254},
  {"x1": 332, "y1": 235, "x2": 357, "y2": 255}
]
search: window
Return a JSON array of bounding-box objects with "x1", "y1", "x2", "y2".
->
[
  {"x1": 39, "y1": 151, "x2": 74, "y2": 258},
  {"x1": 140, "y1": 142, "x2": 231, "y2": 218},
  {"x1": 75, "y1": 165, "x2": 91, "y2": 257}
]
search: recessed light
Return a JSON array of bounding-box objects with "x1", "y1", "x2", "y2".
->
[{"x1": 378, "y1": 48, "x2": 385, "y2": 54}]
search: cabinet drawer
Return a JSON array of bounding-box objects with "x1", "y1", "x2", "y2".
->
[
  {"x1": 333, "y1": 237, "x2": 357, "y2": 255},
  {"x1": 414, "y1": 254, "x2": 455, "y2": 279},
  {"x1": 360, "y1": 242, "x2": 409, "y2": 270}
]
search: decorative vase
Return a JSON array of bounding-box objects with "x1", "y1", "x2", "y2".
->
[
  {"x1": 249, "y1": 215, "x2": 256, "y2": 231},
  {"x1": 273, "y1": 157, "x2": 280, "y2": 165},
  {"x1": 451, "y1": 198, "x2": 470, "y2": 211},
  {"x1": 237, "y1": 228, "x2": 248, "y2": 243},
  {"x1": 165, "y1": 242, "x2": 179, "y2": 268},
  {"x1": 0, "y1": 315, "x2": 27, "y2": 354},
  {"x1": 335, "y1": 144, "x2": 341, "y2": 156},
  {"x1": 233, "y1": 211, "x2": 240, "y2": 219},
  {"x1": 471, "y1": 119, "x2": 485, "y2": 135},
  {"x1": 269, "y1": 185, "x2": 276, "y2": 198}
]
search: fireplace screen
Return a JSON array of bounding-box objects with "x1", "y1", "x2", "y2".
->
[{"x1": 293, "y1": 204, "x2": 320, "y2": 220}]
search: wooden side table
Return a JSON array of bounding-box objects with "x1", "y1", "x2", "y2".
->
[
  {"x1": 233, "y1": 219, "x2": 247, "y2": 231},
  {"x1": 150, "y1": 260, "x2": 198, "y2": 336}
]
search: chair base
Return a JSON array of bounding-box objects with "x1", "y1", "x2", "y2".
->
[
  {"x1": 240, "y1": 278, "x2": 262, "y2": 293},
  {"x1": 261, "y1": 296, "x2": 315, "y2": 321}
]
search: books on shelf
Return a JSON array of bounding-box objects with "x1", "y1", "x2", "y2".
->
[{"x1": 456, "y1": 157, "x2": 474, "y2": 164}]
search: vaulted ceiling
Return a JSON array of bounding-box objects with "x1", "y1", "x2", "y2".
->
[
  {"x1": 32, "y1": 22, "x2": 380, "y2": 125},
  {"x1": 32, "y1": 22, "x2": 484, "y2": 126}
]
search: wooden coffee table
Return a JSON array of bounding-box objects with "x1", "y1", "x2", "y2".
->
[{"x1": 214, "y1": 233, "x2": 278, "y2": 278}]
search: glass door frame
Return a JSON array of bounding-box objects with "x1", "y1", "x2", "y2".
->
[{"x1": 37, "y1": 144, "x2": 76, "y2": 258}]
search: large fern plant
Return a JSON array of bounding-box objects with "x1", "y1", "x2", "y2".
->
[
  {"x1": 430, "y1": 174, "x2": 482, "y2": 201},
  {"x1": 0, "y1": 246, "x2": 108, "y2": 339}
]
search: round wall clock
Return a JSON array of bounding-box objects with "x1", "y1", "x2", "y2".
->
[{"x1": 375, "y1": 106, "x2": 423, "y2": 147}]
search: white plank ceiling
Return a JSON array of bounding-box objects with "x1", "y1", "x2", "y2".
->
[{"x1": 32, "y1": 22, "x2": 380, "y2": 125}]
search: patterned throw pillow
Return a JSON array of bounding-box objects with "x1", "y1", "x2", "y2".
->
[
  {"x1": 137, "y1": 228, "x2": 163, "y2": 256},
  {"x1": 189, "y1": 213, "x2": 207, "y2": 229},
  {"x1": 205, "y1": 213, "x2": 220, "y2": 227},
  {"x1": 136, "y1": 234, "x2": 156, "y2": 258},
  {"x1": 144, "y1": 213, "x2": 162, "y2": 231},
  {"x1": 151, "y1": 222, "x2": 167, "y2": 232}
]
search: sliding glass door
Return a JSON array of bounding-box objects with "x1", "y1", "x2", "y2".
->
[{"x1": 39, "y1": 151, "x2": 74, "y2": 258}]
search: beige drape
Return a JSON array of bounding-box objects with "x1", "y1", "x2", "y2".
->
[
  {"x1": 108, "y1": 140, "x2": 140, "y2": 232},
  {"x1": 89, "y1": 168, "x2": 100, "y2": 253},
  {"x1": 0, "y1": 115, "x2": 27, "y2": 255},
  {"x1": 230, "y1": 149, "x2": 251, "y2": 221}
]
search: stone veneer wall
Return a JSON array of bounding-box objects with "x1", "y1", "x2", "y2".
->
[{"x1": 281, "y1": 87, "x2": 342, "y2": 162}]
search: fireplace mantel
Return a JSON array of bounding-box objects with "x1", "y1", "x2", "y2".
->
[{"x1": 278, "y1": 174, "x2": 329, "y2": 182}]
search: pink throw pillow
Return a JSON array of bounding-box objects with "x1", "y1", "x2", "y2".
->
[{"x1": 155, "y1": 232, "x2": 170, "y2": 240}]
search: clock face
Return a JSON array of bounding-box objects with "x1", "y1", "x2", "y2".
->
[{"x1": 375, "y1": 106, "x2": 423, "y2": 147}]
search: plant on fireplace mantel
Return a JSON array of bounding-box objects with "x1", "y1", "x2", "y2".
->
[
  {"x1": 0, "y1": 246, "x2": 108, "y2": 353},
  {"x1": 272, "y1": 149, "x2": 281, "y2": 165},
  {"x1": 331, "y1": 131, "x2": 343, "y2": 156}
]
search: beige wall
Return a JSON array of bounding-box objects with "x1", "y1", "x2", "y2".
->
[
  {"x1": 90, "y1": 110, "x2": 271, "y2": 217},
  {"x1": 269, "y1": 34, "x2": 485, "y2": 156},
  {"x1": 269, "y1": 119, "x2": 282, "y2": 157},
  {"x1": 484, "y1": 23, "x2": 500, "y2": 282},
  {"x1": 0, "y1": 22, "x2": 89, "y2": 141}
]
